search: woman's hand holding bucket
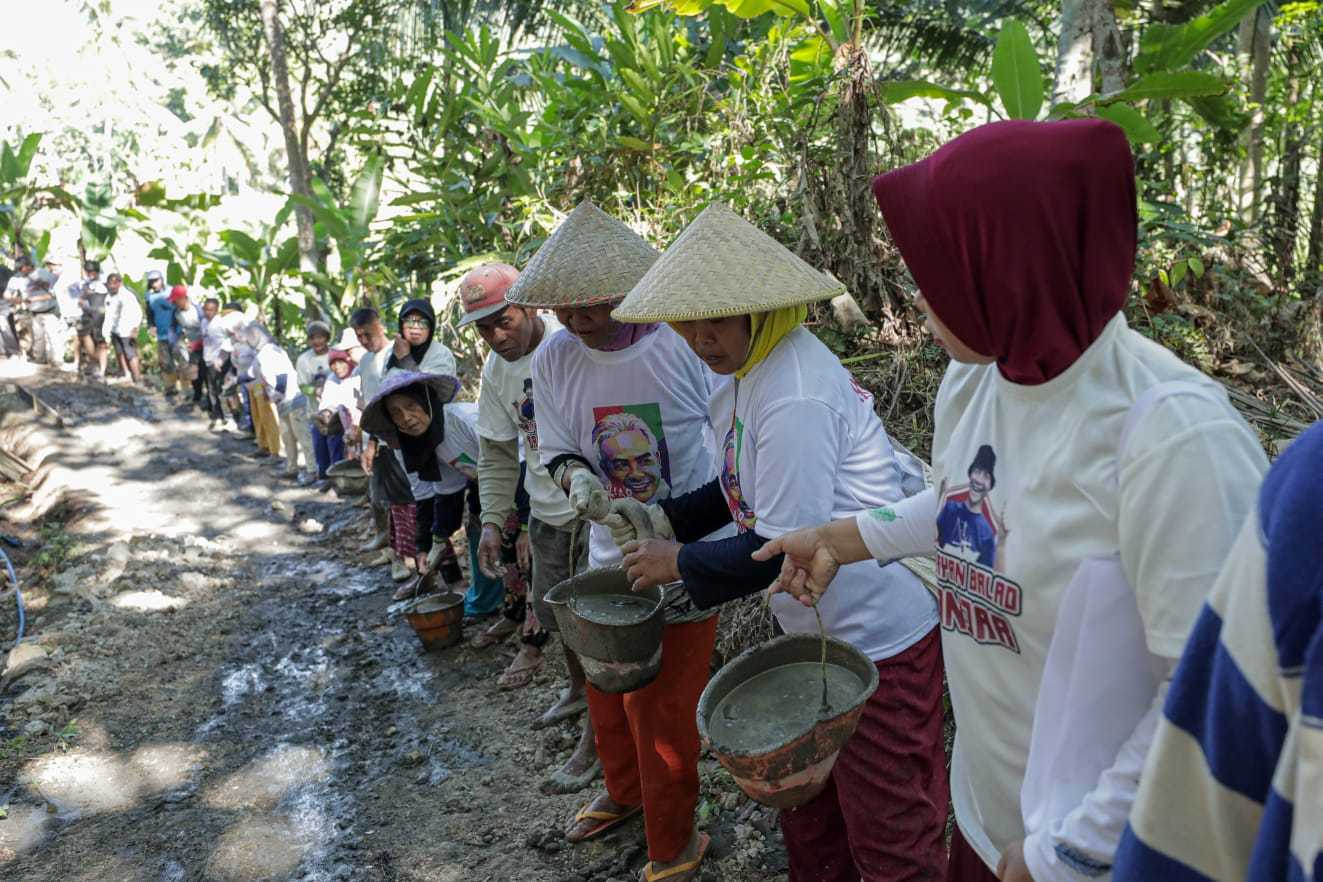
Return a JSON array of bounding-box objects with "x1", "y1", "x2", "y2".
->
[{"x1": 753, "y1": 524, "x2": 856, "y2": 607}]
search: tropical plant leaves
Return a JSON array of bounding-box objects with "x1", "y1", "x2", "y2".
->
[
  {"x1": 991, "y1": 19, "x2": 1043, "y2": 119},
  {"x1": 1101, "y1": 70, "x2": 1229, "y2": 103},
  {"x1": 878, "y1": 79, "x2": 992, "y2": 107},
  {"x1": 1095, "y1": 103, "x2": 1161, "y2": 143},
  {"x1": 1135, "y1": 0, "x2": 1267, "y2": 74}
]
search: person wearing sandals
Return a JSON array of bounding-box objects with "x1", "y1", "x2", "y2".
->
[
  {"x1": 755, "y1": 120, "x2": 1269, "y2": 882},
  {"x1": 608, "y1": 203, "x2": 949, "y2": 882},
  {"x1": 361, "y1": 371, "x2": 475, "y2": 595},
  {"x1": 514, "y1": 201, "x2": 725, "y2": 882},
  {"x1": 457, "y1": 260, "x2": 600, "y2": 789}
]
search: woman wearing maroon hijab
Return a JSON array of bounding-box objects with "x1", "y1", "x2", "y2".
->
[{"x1": 756, "y1": 120, "x2": 1269, "y2": 882}]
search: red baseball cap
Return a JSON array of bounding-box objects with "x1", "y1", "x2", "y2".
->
[
  {"x1": 168, "y1": 284, "x2": 189, "y2": 304},
  {"x1": 456, "y1": 263, "x2": 520, "y2": 327}
]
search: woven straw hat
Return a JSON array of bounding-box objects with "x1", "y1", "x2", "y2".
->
[
  {"x1": 505, "y1": 201, "x2": 659, "y2": 308},
  {"x1": 612, "y1": 202, "x2": 844, "y2": 323}
]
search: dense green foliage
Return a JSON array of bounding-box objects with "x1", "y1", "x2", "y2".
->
[{"x1": 2, "y1": 0, "x2": 1320, "y2": 365}]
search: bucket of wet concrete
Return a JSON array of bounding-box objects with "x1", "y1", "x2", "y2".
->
[
  {"x1": 405, "y1": 592, "x2": 465, "y2": 650},
  {"x1": 697, "y1": 633, "x2": 878, "y2": 809},
  {"x1": 327, "y1": 460, "x2": 369, "y2": 497},
  {"x1": 544, "y1": 567, "x2": 665, "y2": 694}
]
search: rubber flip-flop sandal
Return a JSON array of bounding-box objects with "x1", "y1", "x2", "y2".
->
[
  {"x1": 532, "y1": 694, "x2": 588, "y2": 730},
  {"x1": 641, "y1": 833, "x2": 711, "y2": 882},
  {"x1": 498, "y1": 657, "x2": 544, "y2": 690},
  {"x1": 565, "y1": 802, "x2": 642, "y2": 843},
  {"x1": 541, "y1": 758, "x2": 601, "y2": 794}
]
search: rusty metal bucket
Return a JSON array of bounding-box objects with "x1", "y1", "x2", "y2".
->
[
  {"x1": 544, "y1": 567, "x2": 665, "y2": 694},
  {"x1": 404, "y1": 592, "x2": 465, "y2": 651},
  {"x1": 697, "y1": 633, "x2": 879, "y2": 809}
]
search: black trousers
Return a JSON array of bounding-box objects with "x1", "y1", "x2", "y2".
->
[
  {"x1": 205, "y1": 356, "x2": 230, "y2": 419},
  {"x1": 190, "y1": 349, "x2": 205, "y2": 402}
]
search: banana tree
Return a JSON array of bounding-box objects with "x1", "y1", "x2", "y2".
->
[
  {"x1": 289, "y1": 153, "x2": 388, "y2": 321},
  {"x1": 210, "y1": 204, "x2": 303, "y2": 338},
  {"x1": 0, "y1": 132, "x2": 75, "y2": 257}
]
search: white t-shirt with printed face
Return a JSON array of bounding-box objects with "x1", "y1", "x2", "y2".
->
[
  {"x1": 533, "y1": 325, "x2": 721, "y2": 568},
  {"x1": 712, "y1": 327, "x2": 938, "y2": 661},
  {"x1": 433, "y1": 401, "x2": 482, "y2": 495},
  {"x1": 928, "y1": 314, "x2": 1268, "y2": 870},
  {"x1": 477, "y1": 314, "x2": 575, "y2": 527}
]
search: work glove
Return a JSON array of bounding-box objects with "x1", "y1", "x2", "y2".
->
[
  {"x1": 567, "y1": 468, "x2": 611, "y2": 522},
  {"x1": 604, "y1": 497, "x2": 674, "y2": 551}
]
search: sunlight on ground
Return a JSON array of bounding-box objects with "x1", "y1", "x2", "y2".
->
[
  {"x1": 204, "y1": 744, "x2": 331, "y2": 811},
  {"x1": 0, "y1": 805, "x2": 52, "y2": 862},
  {"x1": 111, "y1": 589, "x2": 189, "y2": 612},
  {"x1": 205, "y1": 816, "x2": 309, "y2": 882},
  {"x1": 20, "y1": 743, "x2": 206, "y2": 817}
]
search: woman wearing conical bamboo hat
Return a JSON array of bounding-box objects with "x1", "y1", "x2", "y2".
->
[
  {"x1": 510, "y1": 200, "x2": 726, "y2": 881},
  {"x1": 609, "y1": 202, "x2": 949, "y2": 881}
]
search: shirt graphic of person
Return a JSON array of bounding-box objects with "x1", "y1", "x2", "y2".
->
[
  {"x1": 720, "y1": 420, "x2": 757, "y2": 530},
  {"x1": 936, "y1": 444, "x2": 1002, "y2": 567},
  {"x1": 591, "y1": 408, "x2": 670, "y2": 503},
  {"x1": 516, "y1": 377, "x2": 538, "y2": 449}
]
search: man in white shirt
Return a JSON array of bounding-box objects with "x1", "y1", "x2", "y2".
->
[
  {"x1": 2, "y1": 255, "x2": 32, "y2": 358},
  {"x1": 102, "y1": 273, "x2": 144, "y2": 384},
  {"x1": 459, "y1": 262, "x2": 599, "y2": 791}
]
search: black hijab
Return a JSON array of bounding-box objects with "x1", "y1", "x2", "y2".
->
[
  {"x1": 387, "y1": 298, "x2": 437, "y2": 370},
  {"x1": 390, "y1": 382, "x2": 447, "y2": 482}
]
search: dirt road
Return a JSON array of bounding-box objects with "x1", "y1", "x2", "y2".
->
[{"x1": 0, "y1": 364, "x2": 787, "y2": 882}]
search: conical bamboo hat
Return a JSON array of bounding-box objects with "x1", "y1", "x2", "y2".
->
[
  {"x1": 505, "y1": 201, "x2": 660, "y2": 308},
  {"x1": 612, "y1": 202, "x2": 844, "y2": 323}
]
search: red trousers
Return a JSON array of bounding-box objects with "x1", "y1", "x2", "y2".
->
[
  {"x1": 780, "y1": 627, "x2": 949, "y2": 882},
  {"x1": 586, "y1": 615, "x2": 718, "y2": 864},
  {"x1": 946, "y1": 826, "x2": 998, "y2": 882}
]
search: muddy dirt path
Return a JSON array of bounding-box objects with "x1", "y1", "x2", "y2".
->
[{"x1": 0, "y1": 364, "x2": 786, "y2": 882}]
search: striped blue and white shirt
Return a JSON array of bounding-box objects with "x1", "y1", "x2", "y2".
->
[{"x1": 1115, "y1": 420, "x2": 1323, "y2": 882}]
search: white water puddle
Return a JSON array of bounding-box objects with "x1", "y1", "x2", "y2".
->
[
  {"x1": 370, "y1": 662, "x2": 433, "y2": 701},
  {"x1": 220, "y1": 664, "x2": 266, "y2": 707}
]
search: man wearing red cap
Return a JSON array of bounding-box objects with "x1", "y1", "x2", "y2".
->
[{"x1": 459, "y1": 262, "x2": 599, "y2": 792}]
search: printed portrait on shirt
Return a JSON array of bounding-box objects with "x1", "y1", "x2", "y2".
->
[
  {"x1": 591, "y1": 404, "x2": 671, "y2": 503},
  {"x1": 515, "y1": 377, "x2": 538, "y2": 449},
  {"x1": 933, "y1": 443, "x2": 1023, "y2": 654},
  {"x1": 936, "y1": 444, "x2": 1005, "y2": 568},
  {"x1": 721, "y1": 419, "x2": 757, "y2": 531}
]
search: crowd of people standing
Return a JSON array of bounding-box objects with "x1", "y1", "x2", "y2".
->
[{"x1": 3, "y1": 117, "x2": 1319, "y2": 882}]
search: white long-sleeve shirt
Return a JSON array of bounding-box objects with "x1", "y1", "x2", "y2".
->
[{"x1": 102, "y1": 288, "x2": 144, "y2": 340}]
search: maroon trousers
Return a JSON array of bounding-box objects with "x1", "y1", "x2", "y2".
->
[
  {"x1": 780, "y1": 627, "x2": 950, "y2": 882},
  {"x1": 946, "y1": 826, "x2": 999, "y2": 882}
]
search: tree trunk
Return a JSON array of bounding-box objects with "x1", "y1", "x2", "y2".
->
[
  {"x1": 1306, "y1": 130, "x2": 1323, "y2": 296},
  {"x1": 1270, "y1": 64, "x2": 1304, "y2": 288},
  {"x1": 1092, "y1": 0, "x2": 1125, "y2": 94},
  {"x1": 259, "y1": 0, "x2": 318, "y2": 276},
  {"x1": 1053, "y1": 0, "x2": 1095, "y2": 104},
  {"x1": 1239, "y1": 7, "x2": 1271, "y2": 223}
]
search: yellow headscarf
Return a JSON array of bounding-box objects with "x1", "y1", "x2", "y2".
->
[
  {"x1": 736, "y1": 305, "x2": 807, "y2": 379},
  {"x1": 667, "y1": 304, "x2": 807, "y2": 379}
]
